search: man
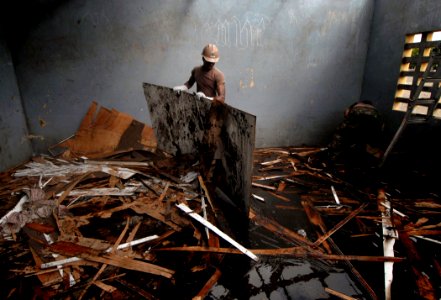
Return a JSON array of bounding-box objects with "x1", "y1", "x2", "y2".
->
[
  {"x1": 173, "y1": 44, "x2": 225, "y2": 103},
  {"x1": 173, "y1": 44, "x2": 227, "y2": 183},
  {"x1": 327, "y1": 100, "x2": 384, "y2": 166}
]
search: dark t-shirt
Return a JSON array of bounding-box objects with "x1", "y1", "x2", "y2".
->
[{"x1": 185, "y1": 66, "x2": 225, "y2": 98}]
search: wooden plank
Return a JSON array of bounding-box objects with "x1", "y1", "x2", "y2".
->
[
  {"x1": 325, "y1": 287, "x2": 357, "y2": 300},
  {"x1": 155, "y1": 246, "x2": 404, "y2": 262},
  {"x1": 377, "y1": 189, "x2": 398, "y2": 300},
  {"x1": 80, "y1": 253, "x2": 174, "y2": 278},
  {"x1": 313, "y1": 202, "x2": 368, "y2": 247},
  {"x1": 252, "y1": 182, "x2": 277, "y2": 191},
  {"x1": 192, "y1": 268, "x2": 222, "y2": 300},
  {"x1": 176, "y1": 203, "x2": 259, "y2": 262},
  {"x1": 249, "y1": 208, "x2": 316, "y2": 248},
  {"x1": 395, "y1": 216, "x2": 437, "y2": 300}
]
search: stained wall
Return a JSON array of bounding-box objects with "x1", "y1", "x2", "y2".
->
[{"x1": 11, "y1": 0, "x2": 374, "y2": 153}]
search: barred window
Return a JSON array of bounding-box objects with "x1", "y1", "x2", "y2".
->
[{"x1": 394, "y1": 30, "x2": 441, "y2": 118}]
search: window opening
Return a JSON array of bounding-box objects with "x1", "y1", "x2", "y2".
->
[{"x1": 393, "y1": 30, "x2": 441, "y2": 118}]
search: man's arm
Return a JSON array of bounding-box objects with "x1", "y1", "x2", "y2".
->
[
  {"x1": 173, "y1": 69, "x2": 196, "y2": 94},
  {"x1": 213, "y1": 83, "x2": 225, "y2": 103},
  {"x1": 185, "y1": 69, "x2": 196, "y2": 90}
]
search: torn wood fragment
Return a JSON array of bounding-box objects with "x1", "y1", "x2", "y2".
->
[
  {"x1": 79, "y1": 252, "x2": 174, "y2": 278},
  {"x1": 252, "y1": 182, "x2": 277, "y2": 191},
  {"x1": 313, "y1": 202, "x2": 368, "y2": 247},
  {"x1": 377, "y1": 189, "x2": 398, "y2": 300},
  {"x1": 57, "y1": 186, "x2": 138, "y2": 197},
  {"x1": 176, "y1": 203, "x2": 259, "y2": 261},
  {"x1": 155, "y1": 246, "x2": 405, "y2": 262},
  {"x1": 192, "y1": 268, "x2": 222, "y2": 300},
  {"x1": 260, "y1": 159, "x2": 282, "y2": 166},
  {"x1": 13, "y1": 159, "x2": 137, "y2": 180},
  {"x1": 325, "y1": 287, "x2": 357, "y2": 300},
  {"x1": 252, "y1": 194, "x2": 265, "y2": 202},
  {"x1": 41, "y1": 235, "x2": 159, "y2": 269}
]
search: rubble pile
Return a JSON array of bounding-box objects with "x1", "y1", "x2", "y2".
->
[
  {"x1": 0, "y1": 96, "x2": 440, "y2": 299},
  {"x1": 0, "y1": 145, "x2": 440, "y2": 299}
]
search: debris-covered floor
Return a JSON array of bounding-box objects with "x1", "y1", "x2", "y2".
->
[{"x1": 1, "y1": 144, "x2": 440, "y2": 300}]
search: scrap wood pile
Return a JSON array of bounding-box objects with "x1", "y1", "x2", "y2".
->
[
  {"x1": 0, "y1": 101, "x2": 258, "y2": 299},
  {"x1": 0, "y1": 149, "x2": 239, "y2": 299},
  {"x1": 0, "y1": 144, "x2": 440, "y2": 299},
  {"x1": 249, "y1": 146, "x2": 441, "y2": 299},
  {"x1": 0, "y1": 97, "x2": 440, "y2": 300}
]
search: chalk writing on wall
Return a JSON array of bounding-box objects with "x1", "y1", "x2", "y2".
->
[{"x1": 197, "y1": 13, "x2": 270, "y2": 49}]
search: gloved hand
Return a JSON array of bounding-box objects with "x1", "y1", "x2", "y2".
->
[
  {"x1": 173, "y1": 85, "x2": 188, "y2": 95},
  {"x1": 195, "y1": 92, "x2": 213, "y2": 101}
]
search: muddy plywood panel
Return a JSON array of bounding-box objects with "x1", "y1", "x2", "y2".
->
[{"x1": 143, "y1": 82, "x2": 256, "y2": 214}]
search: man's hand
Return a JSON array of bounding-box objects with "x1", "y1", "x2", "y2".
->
[
  {"x1": 195, "y1": 92, "x2": 213, "y2": 101},
  {"x1": 173, "y1": 85, "x2": 188, "y2": 95}
]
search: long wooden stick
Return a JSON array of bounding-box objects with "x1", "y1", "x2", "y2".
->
[
  {"x1": 155, "y1": 246, "x2": 405, "y2": 262},
  {"x1": 313, "y1": 202, "x2": 368, "y2": 247},
  {"x1": 176, "y1": 203, "x2": 259, "y2": 261}
]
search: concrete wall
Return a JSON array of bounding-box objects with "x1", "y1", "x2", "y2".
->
[
  {"x1": 361, "y1": 0, "x2": 441, "y2": 130},
  {"x1": 0, "y1": 37, "x2": 33, "y2": 171},
  {"x1": 361, "y1": 0, "x2": 441, "y2": 164},
  {"x1": 13, "y1": 0, "x2": 374, "y2": 153}
]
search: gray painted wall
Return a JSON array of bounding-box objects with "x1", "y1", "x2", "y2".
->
[
  {"x1": 361, "y1": 0, "x2": 441, "y2": 133},
  {"x1": 14, "y1": 0, "x2": 374, "y2": 154},
  {"x1": 0, "y1": 37, "x2": 33, "y2": 171}
]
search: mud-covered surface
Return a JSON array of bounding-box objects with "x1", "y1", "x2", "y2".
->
[{"x1": 143, "y1": 82, "x2": 256, "y2": 214}]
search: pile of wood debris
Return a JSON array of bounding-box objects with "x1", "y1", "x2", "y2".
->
[
  {"x1": 249, "y1": 147, "x2": 441, "y2": 300},
  {"x1": 0, "y1": 99, "x2": 440, "y2": 299},
  {"x1": 1, "y1": 145, "x2": 440, "y2": 299}
]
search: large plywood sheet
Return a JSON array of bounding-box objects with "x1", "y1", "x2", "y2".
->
[{"x1": 143, "y1": 82, "x2": 256, "y2": 214}]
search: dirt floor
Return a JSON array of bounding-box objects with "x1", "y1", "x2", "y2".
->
[{"x1": 0, "y1": 146, "x2": 440, "y2": 300}]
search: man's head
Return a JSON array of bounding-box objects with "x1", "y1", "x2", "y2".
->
[{"x1": 201, "y1": 44, "x2": 219, "y2": 63}]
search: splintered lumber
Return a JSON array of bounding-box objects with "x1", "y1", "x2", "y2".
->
[
  {"x1": 252, "y1": 194, "x2": 265, "y2": 202},
  {"x1": 131, "y1": 196, "x2": 188, "y2": 231},
  {"x1": 57, "y1": 187, "x2": 138, "y2": 197},
  {"x1": 41, "y1": 235, "x2": 159, "y2": 269},
  {"x1": 93, "y1": 281, "x2": 117, "y2": 293},
  {"x1": 377, "y1": 189, "x2": 398, "y2": 300},
  {"x1": 301, "y1": 198, "x2": 378, "y2": 300},
  {"x1": 79, "y1": 252, "x2": 174, "y2": 279},
  {"x1": 269, "y1": 192, "x2": 291, "y2": 202},
  {"x1": 155, "y1": 246, "x2": 405, "y2": 262},
  {"x1": 325, "y1": 287, "x2": 357, "y2": 300},
  {"x1": 192, "y1": 268, "x2": 222, "y2": 300},
  {"x1": 253, "y1": 174, "x2": 289, "y2": 181},
  {"x1": 252, "y1": 182, "x2": 277, "y2": 190},
  {"x1": 301, "y1": 198, "x2": 333, "y2": 254},
  {"x1": 13, "y1": 159, "x2": 137, "y2": 180},
  {"x1": 313, "y1": 202, "x2": 369, "y2": 247},
  {"x1": 47, "y1": 241, "x2": 174, "y2": 279},
  {"x1": 198, "y1": 176, "x2": 216, "y2": 213},
  {"x1": 413, "y1": 235, "x2": 441, "y2": 244},
  {"x1": 260, "y1": 158, "x2": 282, "y2": 166},
  {"x1": 176, "y1": 203, "x2": 259, "y2": 261},
  {"x1": 114, "y1": 277, "x2": 157, "y2": 300},
  {"x1": 395, "y1": 217, "x2": 437, "y2": 300},
  {"x1": 249, "y1": 208, "x2": 316, "y2": 248},
  {"x1": 78, "y1": 217, "x2": 132, "y2": 300}
]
